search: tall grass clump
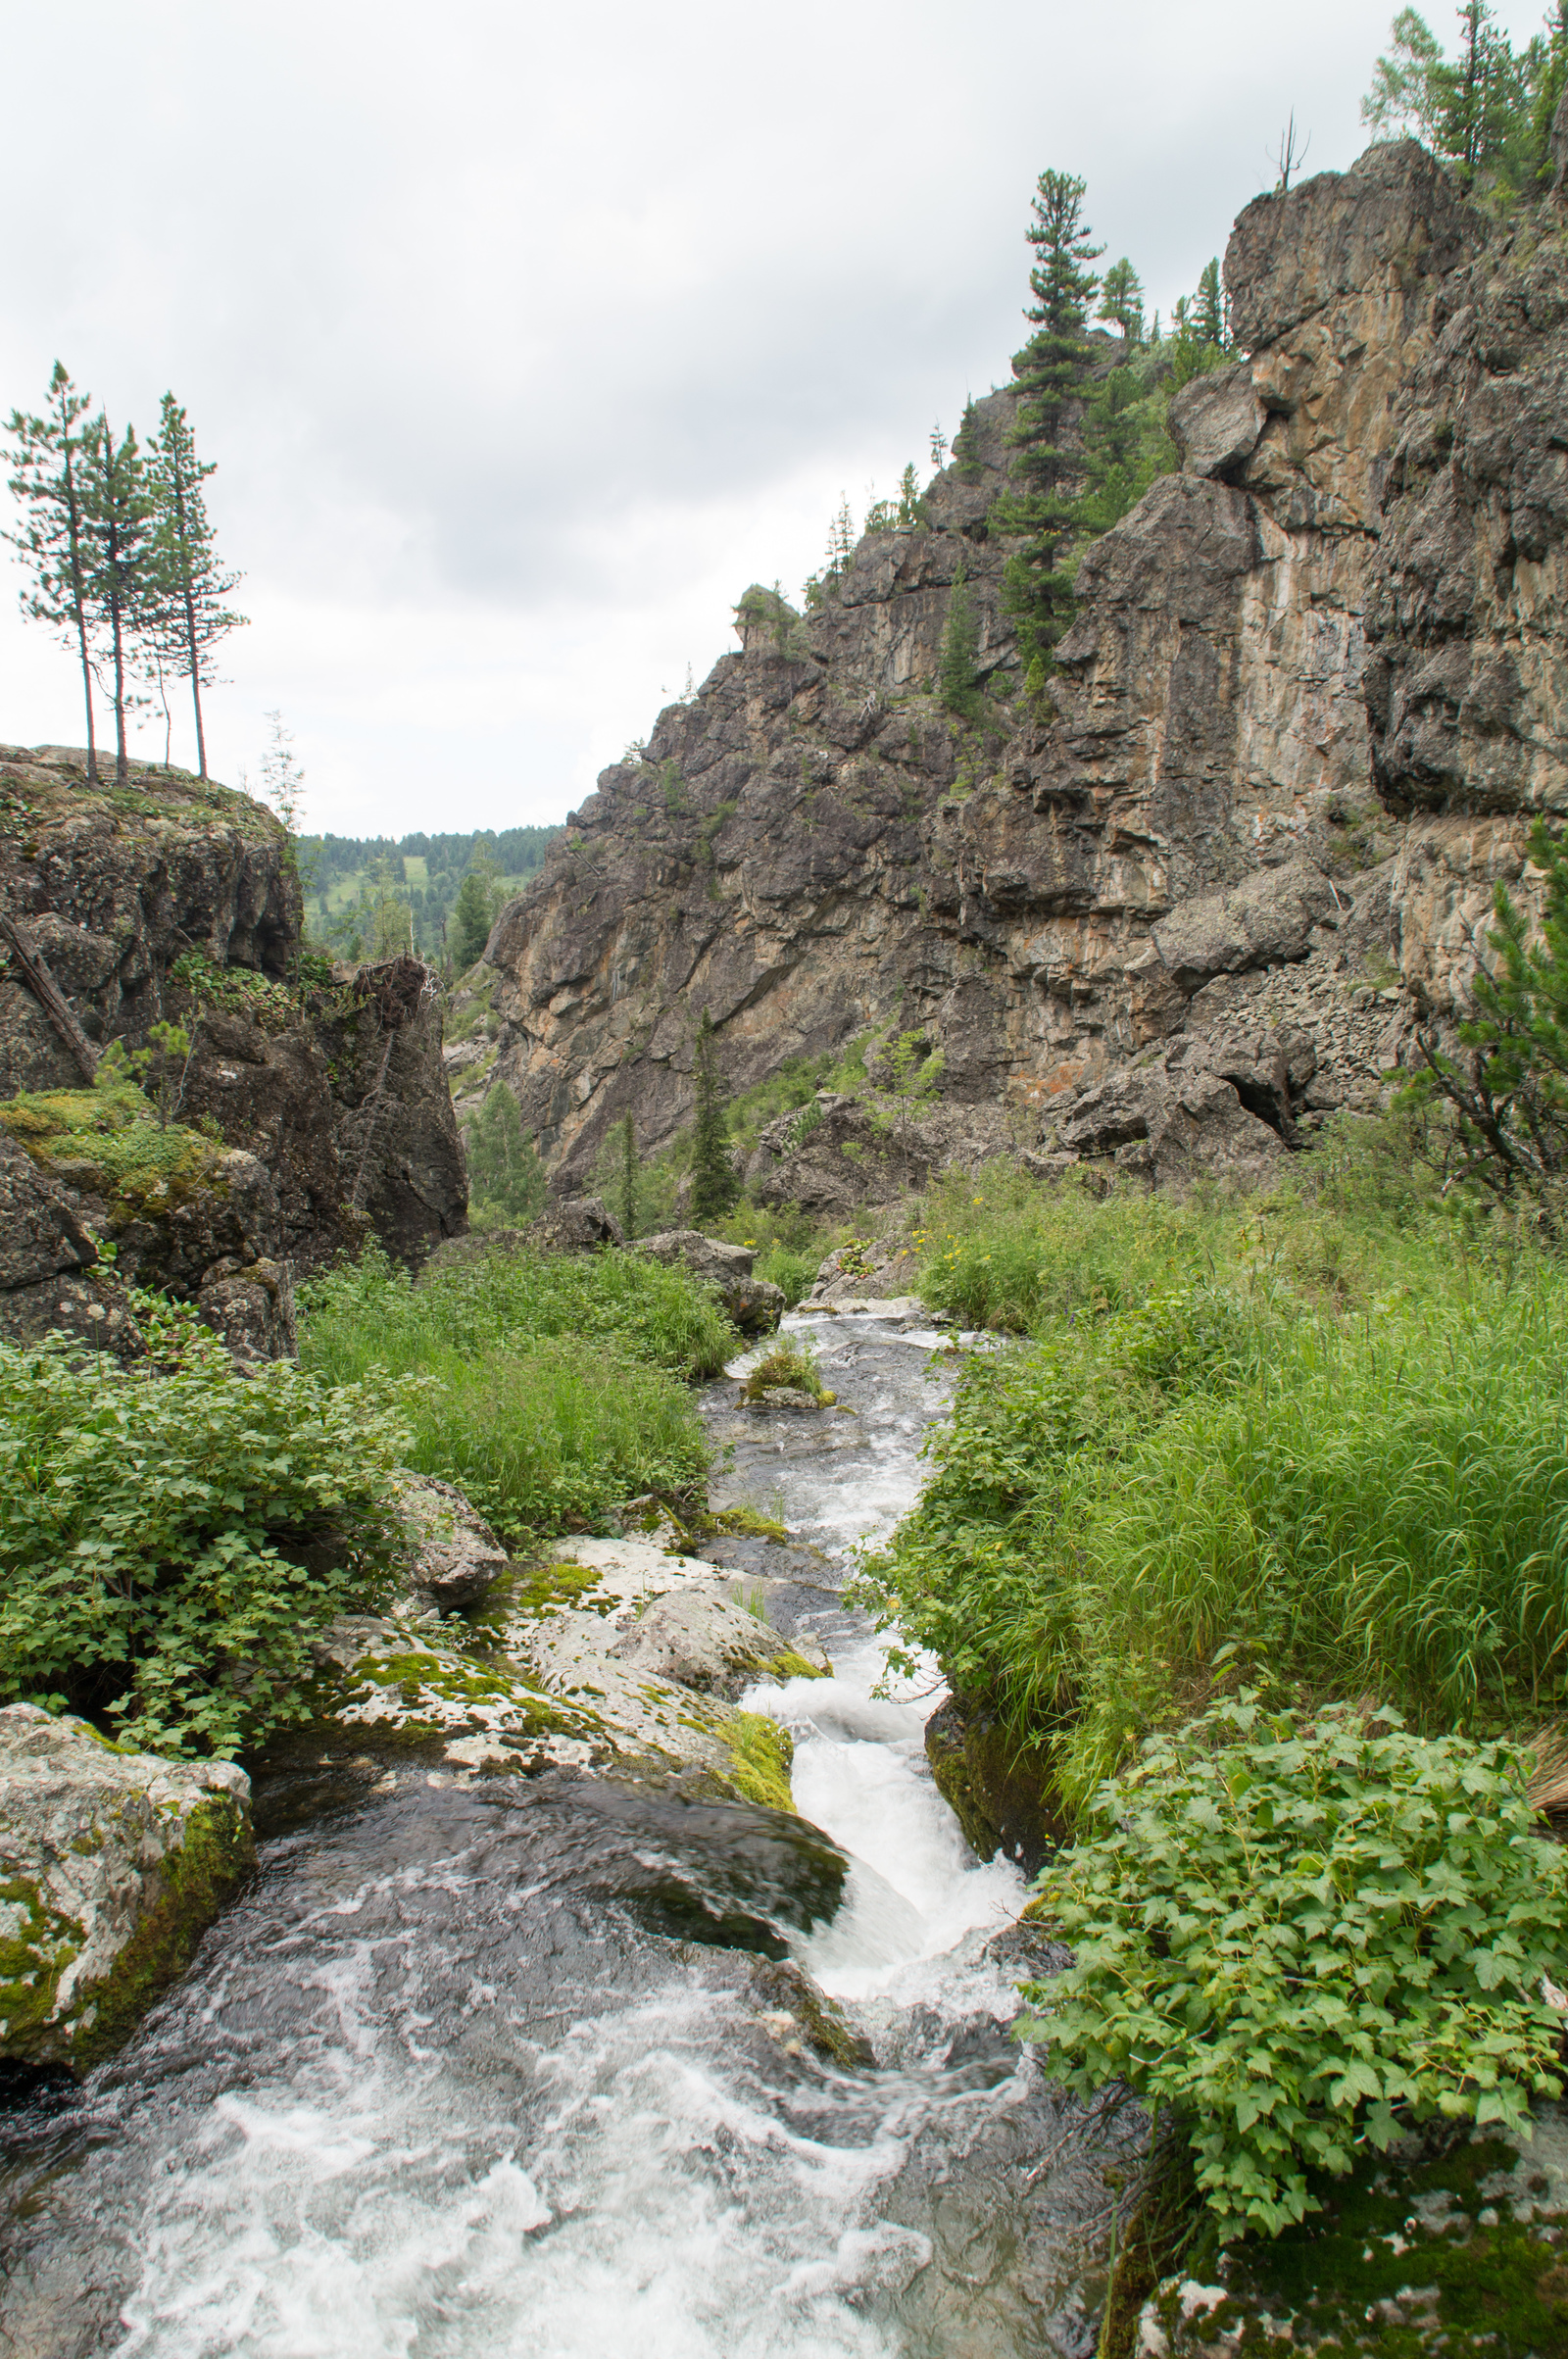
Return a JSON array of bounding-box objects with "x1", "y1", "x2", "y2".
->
[
  {"x1": 862, "y1": 1172, "x2": 1568, "y2": 1804},
  {"x1": 299, "y1": 1245, "x2": 721, "y2": 1544},
  {"x1": 914, "y1": 1163, "x2": 1227, "y2": 1332},
  {"x1": 1082, "y1": 1270, "x2": 1568, "y2": 1730}
]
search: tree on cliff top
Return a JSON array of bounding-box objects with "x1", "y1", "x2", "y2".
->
[
  {"x1": 145, "y1": 395, "x2": 246, "y2": 782},
  {"x1": 1362, "y1": 3, "x2": 1545, "y2": 185},
  {"x1": 79, "y1": 412, "x2": 158, "y2": 783},
  {"x1": 993, "y1": 169, "x2": 1102, "y2": 671},
  {"x1": 4, "y1": 364, "x2": 100, "y2": 781},
  {"x1": 689, "y1": 1011, "x2": 740, "y2": 1224}
]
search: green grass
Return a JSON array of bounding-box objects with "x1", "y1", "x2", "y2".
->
[
  {"x1": 298, "y1": 1245, "x2": 731, "y2": 1545},
  {"x1": 856, "y1": 1137, "x2": 1568, "y2": 1811}
]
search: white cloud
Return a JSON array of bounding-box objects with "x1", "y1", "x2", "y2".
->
[{"x1": 0, "y1": 0, "x2": 1549, "y2": 832}]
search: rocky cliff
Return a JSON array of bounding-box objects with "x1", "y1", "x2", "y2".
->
[
  {"x1": 487, "y1": 139, "x2": 1566, "y2": 1195},
  {"x1": 0, "y1": 749, "x2": 466, "y2": 1354}
]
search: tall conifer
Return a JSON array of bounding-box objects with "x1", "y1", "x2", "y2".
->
[
  {"x1": 146, "y1": 395, "x2": 245, "y2": 780},
  {"x1": 689, "y1": 1011, "x2": 739, "y2": 1225},
  {"x1": 993, "y1": 169, "x2": 1102, "y2": 668},
  {"x1": 4, "y1": 365, "x2": 101, "y2": 780},
  {"x1": 80, "y1": 415, "x2": 157, "y2": 781}
]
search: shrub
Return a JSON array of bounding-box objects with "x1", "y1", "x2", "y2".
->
[
  {"x1": 0, "y1": 1336, "x2": 411, "y2": 1757},
  {"x1": 1018, "y1": 1697, "x2": 1568, "y2": 2241},
  {"x1": 298, "y1": 1245, "x2": 721, "y2": 1544}
]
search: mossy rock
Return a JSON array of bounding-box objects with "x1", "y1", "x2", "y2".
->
[{"x1": 0, "y1": 1794, "x2": 254, "y2": 2075}]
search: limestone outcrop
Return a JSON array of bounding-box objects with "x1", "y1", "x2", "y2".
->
[
  {"x1": 485, "y1": 139, "x2": 1565, "y2": 1195},
  {"x1": 0, "y1": 1702, "x2": 254, "y2": 2074}
]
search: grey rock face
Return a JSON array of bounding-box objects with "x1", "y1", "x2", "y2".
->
[
  {"x1": 0, "y1": 752, "x2": 466, "y2": 1284},
  {"x1": 482, "y1": 140, "x2": 1561, "y2": 1193},
  {"x1": 0, "y1": 1133, "x2": 143, "y2": 1360},
  {"x1": 1170, "y1": 361, "x2": 1267, "y2": 481},
  {"x1": 0, "y1": 1702, "x2": 253, "y2": 2071},
  {"x1": 633, "y1": 1227, "x2": 785, "y2": 1335}
]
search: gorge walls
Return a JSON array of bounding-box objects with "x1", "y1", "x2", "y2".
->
[{"x1": 487, "y1": 139, "x2": 1568, "y2": 1192}]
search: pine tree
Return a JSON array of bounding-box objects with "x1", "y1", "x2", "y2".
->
[
  {"x1": 952, "y1": 397, "x2": 984, "y2": 482},
  {"x1": 145, "y1": 395, "x2": 246, "y2": 781},
  {"x1": 897, "y1": 463, "x2": 925, "y2": 526},
  {"x1": 450, "y1": 864, "x2": 495, "y2": 972},
  {"x1": 614, "y1": 1110, "x2": 641, "y2": 1240},
  {"x1": 1195, "y1": 260, "x2": 1226, "y2": 351},
  {"x1": 4, "y1": 365, "x2": 101, "y2": 781},
  {"x1": 1098, "y1": 258, "x2": 1145, "y2": 342},
  {"x1": 993, "y1": 169, "x2": 1103, "y2": 668},
  {"x1": 80, "y1": 413, "x2": 157, "y2": 782},
  {"x1": 937, "y1": 555, "x2": 982, "y2": 717},
  {"x1": 465, "y1": 1083, "x2": 547, "y2": 1226},
  {"x1": 689, "y1": 1010, "x2": 739, "y2": 1225}
]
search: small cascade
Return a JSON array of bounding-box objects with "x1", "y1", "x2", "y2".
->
[{"x1": 0, "y1": 1305, "x2": 1136, "y2": 2359}]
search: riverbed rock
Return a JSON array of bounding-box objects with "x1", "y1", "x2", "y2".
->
[
  {"x1": 394, "y1": 1473, "x2": 510, "y2": 1611},
  {"x1": 0, "y1": 1702, "x2": 254, "y2": 2074},
  {"x1": 281, "y1": 1533, "x2": 812, "y2": 1810},
  {"x1": 924, "y1": 1696, "x2": 1065, "y2": 1876},
  {"x1": 633, "y1": 1228, "x2": 785, "y2": 1335},
  {"x1": 609, "y1": 1583, "x2": 830, "y2": 1697}
]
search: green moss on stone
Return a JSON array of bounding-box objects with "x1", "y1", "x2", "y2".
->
[
  {"x1": 0, "y1": 1796, "x2": 253, "y2": 2075},
  {"x1": 724, "y1": 1711, "x2": 796, "y2": 1812}
]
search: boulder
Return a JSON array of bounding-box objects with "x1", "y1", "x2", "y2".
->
[
  {"x1": 1046, "y1": 1058, "x2": 1286, "y2": 1190},
  {"x1": 609, "y1": 1584, "x2": 829, "y2": 1698},
  {"x1": 526, "y1": 1195, "x2": 624, "y2": 1253},
  {"x1": 633, "y1": 1228, "x2": 785, "y2": 1335},
  {"x1": 394, "y1": 1473, "x2": 509, "y2": 1611},
  {"x1": 0, "y1": 1703, "x2": 253, "y2": 2073},
  {"x1": 195, "y1": 1257, "x2": 296, "y2": 1367}
]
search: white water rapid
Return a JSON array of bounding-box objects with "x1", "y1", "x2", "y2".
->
[{"x1": 0, "y1": 1307, "x2": 1135, "y2": 2359}]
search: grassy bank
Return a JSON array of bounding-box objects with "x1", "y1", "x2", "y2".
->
[
  {"x1": 298, "y1": 1243, "x2": 731, "y2": 1546},
  {"x1": 858, "y1": 1139, "x2": 1568, "y2": 1800}
]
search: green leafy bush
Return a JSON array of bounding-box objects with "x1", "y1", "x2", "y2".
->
[
  {"x1": 0, "y1": 1338, "x2": 411, "y2": 1757},
  {"x1": 1018, "y1": 1697, "x2": 1568, "y2": 2240},
  {"x1": 298, "y1": 1245, "x2": 719, "y2": 1543}
]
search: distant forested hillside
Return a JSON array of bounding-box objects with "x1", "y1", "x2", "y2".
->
[{"x1": 298, "y1": 826, "x2": 561, "y2": 964}]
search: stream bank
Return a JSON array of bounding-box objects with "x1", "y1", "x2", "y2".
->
[{"x1": 0, "y1": 1301, "x2": 1145, "y2": 2359}]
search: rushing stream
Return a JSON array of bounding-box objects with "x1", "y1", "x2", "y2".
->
[{"x1": 0, "y1": 1308, "x2": 1138, "y2": 2359}]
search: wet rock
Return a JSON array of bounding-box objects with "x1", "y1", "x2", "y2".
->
[
  {"x1": 610, "y1": 1583, "x2": 829, "y2": 1697},
  {"x1": 0, "y1": 1702, "x2": 254, "y2": 2074},
  {"x1": 633, "y1": 1227, "x2": 784, "y2": 1335},
  {"x1": 742, "y1": 1384, "x2": 828, "y2": 1412},
  {"x1": 924, "y1": 1696, "x2": 1065, "y2": 1876},
  {"x1": 394, "y1": 1473, "x2": 510, "y2": 1611}
]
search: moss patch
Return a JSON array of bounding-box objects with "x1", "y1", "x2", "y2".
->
[
  {"x1": 724, "y1": 1711, "x2": 796, "y2": 1812},
  {"x1": 463, "y1": 1562, "x2": 616, "y2": 1634},
  {"x1": 0, "y1": 1796, "x2": 254, "y2": 2075},
  {"x1": 0, "y1": 1085, "x2": 222, "y2": 1217},
  {"x1": 1155, "y1": 2128, "x2": 1568, "y2": 2357}
]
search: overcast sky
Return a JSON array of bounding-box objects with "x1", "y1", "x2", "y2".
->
[{"x1": 0, "y1": 0, "x2": 1550, "y2": 838}]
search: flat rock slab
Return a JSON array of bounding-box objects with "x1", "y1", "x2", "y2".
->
[{"x1": 0, "y1": 1702, "x2": 254, "y2": 2072}]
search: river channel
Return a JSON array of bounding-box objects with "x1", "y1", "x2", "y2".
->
[{"x1": 0, "y1": 1306, "x2": 1138, "y2": 2359}]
